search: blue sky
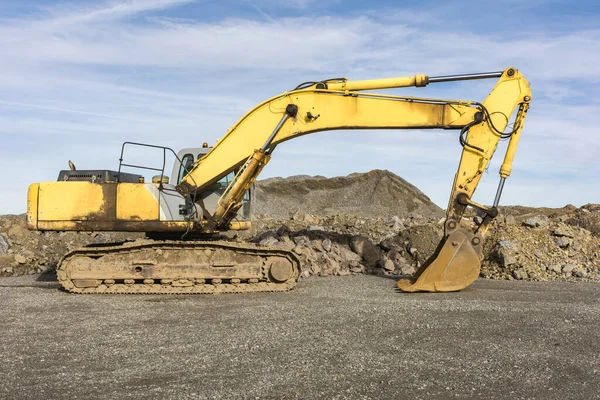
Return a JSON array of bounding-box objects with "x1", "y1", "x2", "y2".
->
[{"x1": 0, "y1": 0, "x2": 599, "y2": 214}]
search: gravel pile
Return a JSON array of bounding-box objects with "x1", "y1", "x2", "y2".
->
[{"x1": 255, "y1": 169, "x2": 444, "y2": 219}]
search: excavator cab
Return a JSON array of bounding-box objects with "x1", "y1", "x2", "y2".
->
[{"x1": 171, "y1": 147, "x2": 253, "y2": 221}]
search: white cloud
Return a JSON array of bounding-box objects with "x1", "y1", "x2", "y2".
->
[{"x1": 0, "y1": 0, "x2": 598, "y2": 214}]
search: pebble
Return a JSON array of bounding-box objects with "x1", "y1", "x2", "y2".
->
[
  {"x1": 553, "y1": 227, "x2": 574, "y2": 238},
  {"x1": 574, "y1": 269, "x2": 588, "y2": 278},
  {"x1": 522, "y1": 215, "x2": 549, "y2": 228},
  {"x1": 548, "y1": 264, "x2": 562, "y2": 274},
  {"x1": 259, "y1": 236, "x2": 279, "y2": 246},
  {"x1": 555, "y1": 237, "x2": 571, "y2": 249},
  {"x1": 562, "y1": 264, "x2": 577, "y2": 274},
  {"x1": 512, "y1": 268, "x2": 528, "y2": 280}
]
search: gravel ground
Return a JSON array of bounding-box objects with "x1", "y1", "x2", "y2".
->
[{"x1": 1, "y1": 275, "x2": 599, "y2": 400}]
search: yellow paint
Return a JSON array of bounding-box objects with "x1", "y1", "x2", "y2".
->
[
  {"x1": 181, "y1": 92, "x2": 478, "y2": 193},
  {"x1": 325, "y1": 74, "x2": 429, "y2": 91},
  {"x1": 229, "y1": 221, "x2": 252, "y2": 230},
  {"x1": 37, "y1": 182, "x2": 112, "y2": 221},
  {"x1": 26, "y1": 184, "x2": 39, "y2": 229},
  {"x1": 36, "y1": 220, "x2": 190, "y2": 232},
  {"x1": 449, "y1": 69, "x2": 532, "y2": 200},
  {"x1": 116, "y1": 183, "x2": 159, "y2": 221}
]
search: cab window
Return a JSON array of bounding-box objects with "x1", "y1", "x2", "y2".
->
[
  {"x1": 217, "y1": 171, "x2": 236, "y2": 190},
  {"x1": 177, "y1": 154, "x2": 194, "y2": 184}
]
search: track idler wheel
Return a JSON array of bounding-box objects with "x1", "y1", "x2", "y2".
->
[
  {"x1": 268, "y1": 259, "x2": 295, "y2": 282},
  {"x1": 397, "y1": 230, "x2": 481, "y2": 292}
]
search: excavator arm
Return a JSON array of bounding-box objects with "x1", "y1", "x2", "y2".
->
[{"x1": 178, "y1": 67, "x2": 531, "y2": 292}]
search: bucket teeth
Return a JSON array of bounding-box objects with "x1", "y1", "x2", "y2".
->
[{"x1": 397, "y1": 230, "x2": 481, "y2": 293}]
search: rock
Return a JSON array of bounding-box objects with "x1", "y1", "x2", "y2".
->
[
  {"x1": 1, "y1": 266, "x2": 13, "y2": 274},
  {"x1": 350, "y1": 264, "x2": 366, "y2": 274},
  {"x1": 304, "y1": 214, "x2": 319, "y2": 224},
  {"x1": 574, "y1": 269, "x2": 588, "y2": 278},
  {"x1": 339, "y1": 247, "x2": 362, "y2": 266},
  {"x1": 272, "y1": 238, "x2": 295, "y2": 251},
  {"x1": 497, "y1": 248, "x2": 518, "y2": 267},
  {"x1": 292, "y1": 245, "x2": 305, "y2": 255},
  {"x1": 498, "y1": 240, "x2": 520, "y2": 251},
  {"x1": 313, "y1": 240, "x2": 324, "y2": 252},
  {"x1": 276, "y1": 225, "x2": 292, "y2": 238},
  {"x1": 349, "y1": 236, "x2": 381, "y2": 266},
  {"x1": 522, "y1": 215, "x2": 549, "y2": 228},
  {"x1": 379, "y1": 256, "x2": 395, "y2": 272},
  {"x1": 307, "y1": 225, "x2": 324, "y2": 231},
  {"x1": 400, "y1": 264, "x2": 416, "y2": 275},
  {"x1": 257, "y1": 231, "x2": 279, "y2": 246},
  {"x1": 0, "y1": 233, "x2": 9, "y2": 254},
  {"x1": 322, "y1": 238, "x2": 332, "y2": 252},
  {"x1": 555, "y1": 237, "x2": 571, "y2": 249},
  {"x1": 512, "y1": 268, "x2": 528, "y2": 280},
  {"x1": 390, "y1": 216, "x2": 404, "y2": 231},
  {"x1": 292, "y1": 211, "x2": 305, "y2": 222},
  {"x1": 562, "y1": 264, "x2": 577, "y2": 274},
  {"x1": 548, "y1": 264, "x2": 562, "y2": 274},
  {"x1": 292, "y1": 235, "x2": 310, "y2": 246},
  {"x1": 259, "y1": 236, "x2": 279, "y2": 246},
  {"x1": 327, "y1": 258, "x2": 341, "y2": 276},
  {"x1": 14, "y1": 254, "x2": 27, "y2": 264},
  {"x1": 553, "y1": 226, "x2": 574, "y2": 238},
  {"x1": 379, "y1": 240, "x2": 394, "y2": 252}
]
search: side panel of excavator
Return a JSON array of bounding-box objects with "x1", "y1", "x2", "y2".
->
[
  {"x1": 27, "y1": 181, "x2": 192, "y2": 232},
  {"x1": 27, "y1": 146, "x2": 253, "y2": 233}
]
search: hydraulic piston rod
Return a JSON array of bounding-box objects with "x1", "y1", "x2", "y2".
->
[{"x1": 429, "y1": 71, "x2": 504, "y2": 83}]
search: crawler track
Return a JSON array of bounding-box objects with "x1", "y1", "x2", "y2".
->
[{"x1": 57, "y1": 240, "x2": 300, "y2": 294}]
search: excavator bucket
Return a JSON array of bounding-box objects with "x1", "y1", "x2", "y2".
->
[{"x1": 397, "y1": 230, "x2": 481, "y2": 292}]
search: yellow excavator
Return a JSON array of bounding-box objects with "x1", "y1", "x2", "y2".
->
[{"x1": 26, "y1": 67, "x2": 531, "y2": 294}]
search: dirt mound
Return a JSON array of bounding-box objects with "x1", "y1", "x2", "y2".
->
[
  {"x1": 481, "y1": 210, "x2": 600, "y2": 281},
  {"x1": 0, "y1": 215, "x2": 141, "y2": 276},
  {"x1": 501, "y1": 203, "x2": 600, "y2": 236},
  {"x1": 254, "y1": 169, "x2": 444, "y2": 220}
]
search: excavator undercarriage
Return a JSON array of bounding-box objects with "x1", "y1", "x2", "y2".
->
[{"x1": 58, "y1": 240, "x2": 300, "y2": 294}]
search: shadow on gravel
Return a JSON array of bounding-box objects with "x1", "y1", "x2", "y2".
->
[{"x1": 36, "y1": 271, "x2": 58, "y2": 282}]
